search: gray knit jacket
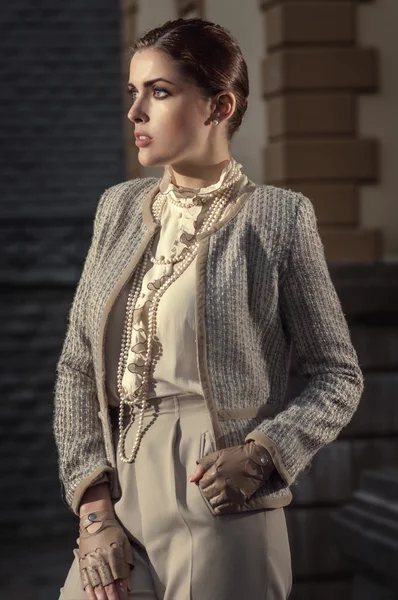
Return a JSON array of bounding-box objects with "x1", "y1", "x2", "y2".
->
[{"x1": 53, "y1": 177, "x2": 364, "y2": 516}]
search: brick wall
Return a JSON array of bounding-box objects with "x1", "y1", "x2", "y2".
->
[{"x1": 0, "y1": 1, "x2": 124, "y2": 546}]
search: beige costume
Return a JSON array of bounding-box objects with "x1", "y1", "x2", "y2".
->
[{"x1": 59, "y1": 159, "x2": 293, "y2": 599}]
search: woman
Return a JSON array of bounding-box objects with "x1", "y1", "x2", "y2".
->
[{"x1": 55, "y1": 17, "x2": 364, "y2": 600}]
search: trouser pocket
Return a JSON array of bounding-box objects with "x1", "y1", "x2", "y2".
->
[
  {"x1": 198, "y1": 430, "x2": 215, "y2": 459},
  {"x1": 197, "y1": 430, "x2": 219, "y2": 516}
]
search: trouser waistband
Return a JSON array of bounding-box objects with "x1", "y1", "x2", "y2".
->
[{"x1": 108, "y1": 393, "x2": 280, "y2": 423}]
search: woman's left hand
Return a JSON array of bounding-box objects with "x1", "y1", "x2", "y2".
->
[{"x1": 189, "y1": 441, "x2": 275, "y2": 514}]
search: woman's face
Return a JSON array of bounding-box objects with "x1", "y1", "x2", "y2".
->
[{"x1": 127, "y1": 48, "x2": 228, "y2": 169}]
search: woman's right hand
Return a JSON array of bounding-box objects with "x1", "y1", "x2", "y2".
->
[{"x1": 78, "y1": 508, "x2": 133, "y2": 600}]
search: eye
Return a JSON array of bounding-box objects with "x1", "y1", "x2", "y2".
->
[
  {"x1": 153, "y1": 86, "x2": 169, "y2": 99},
  {"x1": 127, "y1": 86, "x2": 170, "y2": 101}
]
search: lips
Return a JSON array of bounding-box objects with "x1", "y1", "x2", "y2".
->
[
  {"x1": 134, "y1": 132, "x2": 153, "y2": 140},
  {"x1": 135, "y1": 136, "x2": 153, "y2": 148}
]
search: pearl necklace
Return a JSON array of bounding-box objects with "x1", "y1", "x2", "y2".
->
[
  {"x1": 116, "y1": 163, "x2": 243, "y2": 463},
  {"x1": 166, "y1": 194, "x2": 211, "y2": 208}
]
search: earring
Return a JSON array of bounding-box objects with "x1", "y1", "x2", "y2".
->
[{"x1": 212, "y1": 115, "x2": 220, "y2": 125}]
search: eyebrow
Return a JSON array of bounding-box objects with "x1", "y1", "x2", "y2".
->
[{"x1": 127, "y1": 78, "x2": 176, "y2": 89}]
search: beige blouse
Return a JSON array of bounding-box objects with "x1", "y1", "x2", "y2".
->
[{"x1": 105, "y1": 157, "x2": 251, "y2": 406}]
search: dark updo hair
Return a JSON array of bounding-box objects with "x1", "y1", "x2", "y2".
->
[{"x1": 128, "y1": 18, "x2": 249, "y2": 142}]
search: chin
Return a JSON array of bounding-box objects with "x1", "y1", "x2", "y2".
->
[{"x1": 138, "y1": 153, "x2": 169, "y2": 169}]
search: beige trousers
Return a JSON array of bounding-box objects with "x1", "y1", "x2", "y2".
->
[{"x1": 59, "y1": 393, "x2": 292, "y2": 599}]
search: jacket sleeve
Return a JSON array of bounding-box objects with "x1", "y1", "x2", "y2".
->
[
  {"x1": 245, "y1": 194, "x2": 365, "y2": 487},
  {"x1": 53, "y1": 187, "x2": 114, "y2": 516}
]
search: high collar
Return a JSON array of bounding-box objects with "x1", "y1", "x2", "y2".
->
[
  {"x1": 158, "y1": 157, "x2": 239, "y2": 203},
  {"x1": 141, "y1": 164, "x2": 258, "y2": 241}
]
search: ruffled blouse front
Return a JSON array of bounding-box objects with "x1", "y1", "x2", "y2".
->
[{"x1": 105, "y1": 157, "x2": 251, "y2": 406}]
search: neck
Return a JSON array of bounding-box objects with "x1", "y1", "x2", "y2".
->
[{"x1": 167, "y1": 157, "x2": 232, "y2": 189}]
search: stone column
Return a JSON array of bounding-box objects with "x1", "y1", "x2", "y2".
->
[{"x1": 260, "y1": 0, "x2": 383, "y2": 262}]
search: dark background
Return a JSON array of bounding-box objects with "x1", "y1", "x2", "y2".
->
[{"x1": 0, "y1": 2, "x2": 124, "y2": 598}]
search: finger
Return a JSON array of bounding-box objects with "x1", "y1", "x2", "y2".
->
[
  {"x1": 83, "y1": 565, "x2": 103, "y2": 590},
  {"x1": 93, "y1": 584, "x2": 107, "y2": 600},
  {"x1": 215, "y1": 501, "x2": 240, "y2": 515},
  {"x1": 104, "y1": 579, "x2": 127, "y2": 600},
  {"x1": 196, "y1": 451, "x2": 220, "y2": 471},
  {"x1": 83, "y1": 582, "x2": 106, "y2": 600},
  {"x1": 97, "y1": 561, "x2": 115, "y2": 588},
  {"x1": 190, "y1": 464, "x2": 205, "y2": 481},
  {"x1": 199, "y1": 472, "x2": 220, "y2": 495},
  {"x1": 102, "y1": 581, "x2": 119, "y2": 600},
  {"x1": 196, "y1": 464, "x2": 205, "y2": 477},
  {"x1": 115, "y1": 578, "x2": 129, "y2": 600},
  {"x1": 208, "y1": 490, "x2": 228, "y2": 508},
  {"x1": 203, "y1": 480, "x2": 246, "y2": 509},
  {"x1": 205, "y1": 487, "x2": 240, "y2": 513},
  {"x1": 204, "y1": 489, "x2": 239, "y2": 514},
  {"x1": 198, "y1": 463, "x2": 219, "y2": 484},
  {"x1": 83, "y1": 574, "x2": 106, "y2": 599},
  {"x1": 84, "y1": 583, "x2": 96, "y2": 600}
]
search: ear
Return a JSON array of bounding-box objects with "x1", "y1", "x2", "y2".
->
[{"x1": 215, "y1": 91, "x2": 236, "y2": 122}]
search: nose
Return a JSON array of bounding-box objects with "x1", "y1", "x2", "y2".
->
[{"x1": 127, "y1": 103, "x2": 148, "y2": 124}]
